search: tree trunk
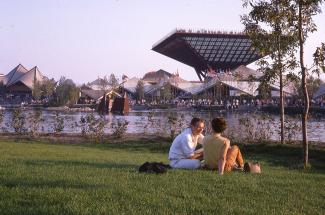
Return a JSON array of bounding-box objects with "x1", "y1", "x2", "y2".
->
[
  {"x1": 279, "y1": 71, "x2": 285, "y2": 144},
  {"x1": 299, "y1": 2, "x2": 309, "y2": 168},
  {"x1": 276, "y1": 0, "x2": 285, "y2": 145}
]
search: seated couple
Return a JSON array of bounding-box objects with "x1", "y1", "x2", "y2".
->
[{"x1": 168, "y1": 117, "x2": 244, "y2": 175}]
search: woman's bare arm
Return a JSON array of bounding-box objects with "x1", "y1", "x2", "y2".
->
[{"x1": 218, "y1": 139, "x2": 230, "y2": 175}]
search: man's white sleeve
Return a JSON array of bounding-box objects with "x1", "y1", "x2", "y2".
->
[{"x1": 182, "y1": 134, "x2": 195, "y2": 158}]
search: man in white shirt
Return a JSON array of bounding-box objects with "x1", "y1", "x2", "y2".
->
[{"x1": 168, "y1": 118, "x2": 205, "y2": 169}]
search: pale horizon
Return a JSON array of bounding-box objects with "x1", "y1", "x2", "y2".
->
[{"x1": 0, "y1": 0, "x2": 324, "y2": 84}]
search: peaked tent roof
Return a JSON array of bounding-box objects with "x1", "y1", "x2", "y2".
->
[
  {"x1": 81, "y1": 89, "x2": 106, "y2": 100},
  {"x1": 89, "y1": 78, "x2": 104, "y2": 86},
  {"x1": 232, "y1": 65, "x2": 263, "y2": 80},
  {"x1": 142, "y1": 69, "x2": 173, "y2": 80},
  {"x1": 15, "y1": 66, "x2": 47, "y2": 89},
  {"x1": 169, "y1": 74, "x2": 188, "y2": 84},
  {"x1": 80, "y1": 89, "x2": 122, "y2": 101},
  {"x1": 221, "y1": 81, "x2": 260, "y2": 96},
  {"x1": 0, "y1": 64, "x2": 48, "y2": 90},
  {"x1": 121, "y1": 77, "x2": 155, "y2": 94},
  {"x1": 5, "y1": 64, "x2": 29, "y2": 86},
  {"x1": 172, "y1": 81, "x2": 204, "y2": 94},
  {"x1": 142, "y1": 69, "x2": 174, "y2": 84},
  {"x1": 269, "y1": 78, "x2": 297, "y2": 95}
]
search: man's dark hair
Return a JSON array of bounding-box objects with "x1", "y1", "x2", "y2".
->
[
  {"x1": 190, "y1": 117, "x2": 204, "y2": 127},
  {"x1": 211, "y1": 117, "x2": 227, "y2": 133}
]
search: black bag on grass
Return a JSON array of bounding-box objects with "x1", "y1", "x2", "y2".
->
[{"x1": 138, "y1": 162, "x2": 171, "y2": 174}]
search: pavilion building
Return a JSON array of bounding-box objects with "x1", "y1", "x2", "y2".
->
[
  {"x1": 0, "y1": 64, "x2": 48, "y2": 100},
  {"x1": 151, "y1": 28, "x2": 296, "y2": 100},
  {"x1": 152, "y1": 28, "x2": 261, "y2": 81}
]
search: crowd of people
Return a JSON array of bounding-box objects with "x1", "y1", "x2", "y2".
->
[{"x1": 132, "y1": 97, "x2": 325, "y2": 109}]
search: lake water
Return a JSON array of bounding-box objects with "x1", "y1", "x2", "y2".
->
[{"x1": 1, "y1": 109, "x2": 324, "y2": 142}]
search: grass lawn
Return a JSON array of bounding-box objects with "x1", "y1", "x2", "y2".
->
[{"x1": 0, "y1": 139, "x2": 324, "y2": 215}]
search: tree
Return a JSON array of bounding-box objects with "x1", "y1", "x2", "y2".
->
[
  {"x1": 242, "y1": 0, "x2": 298, "y2": 144},
  {"x1": 108, "y1": 74, "x2": 119, "y2": 89},
  {"x1": 295, "y1": 75, "x2": 324, "y2": 100},
  {"x1": 160, "y1": 82, "x2": 172, "y2": 101},
  {"x1": 294, "y1": 0, "x2": 324, "y2": 167},
  {"x1": 41, "y1": 78, "x2": 56, "y2": 98},
  {"x1": 98, "y1": 76, "x2": 110, "y2": 92},
  {"x1": 257, "y1": 82, "x2": 271, "y2": 100},
  {"x1": 55, "y1": 76, "x2": 80, "y2": 106},
  {"x1": 243, "y1": 0, "x2": 324, "y2": 167},
  {"x1": 314, "y1": 42, "x2": 325, "y2": 73},
  {"x1": 32, "y1": 80, "x2": 43, "y2": 100},
  {"x1": 135, "y1": 80, "x2": 145, "y2": 103},
  {"x1": 32, "y1": 78, "x2": 56, "y2": 101}
]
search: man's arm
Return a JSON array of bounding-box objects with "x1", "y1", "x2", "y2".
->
[
  {"x1": 218, "y1": 139, "x2": 230, "y2": 175},
  {"x1": 189, "y1": 150, "x2": 203, "y2": 159},
  {"x1": 182, "y1": 134, "x2": 202, "y2": 160}
]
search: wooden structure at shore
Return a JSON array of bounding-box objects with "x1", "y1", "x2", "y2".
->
[{"x1": 97, "y1": 92, "x2": 129, "y2": 115}]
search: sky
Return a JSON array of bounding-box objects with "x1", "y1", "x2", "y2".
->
[{"x1": 0, "y1": 0, "x2": 324, "y2": 84}]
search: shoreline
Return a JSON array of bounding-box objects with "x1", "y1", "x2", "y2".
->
[
  {"x1": 1, "y1": 133, "x2": 324, "y2": 149},
  {"x1": 1, "y1": 104, "x2": 325, "y2": 116}
]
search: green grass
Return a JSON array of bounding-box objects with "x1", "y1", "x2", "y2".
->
[{"x1": 0, "y1": 140, "x2": 324, "y2": 215}]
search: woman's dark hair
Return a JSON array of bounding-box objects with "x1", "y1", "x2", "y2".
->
[
  {"x1": 190, "y1": 117, "x2": 204, "y2": 127},
  {"x1": 211, "y1": 117, "x2": 227, "y2": 133}
]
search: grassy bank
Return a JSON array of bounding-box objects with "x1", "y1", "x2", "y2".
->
[{"x1": 0, "y1": 140, "x2": 324, "y2": 215}]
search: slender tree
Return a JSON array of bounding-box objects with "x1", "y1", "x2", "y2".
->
[
  {"x1": 242, "y1": 0, "x2": 298, "y2": 144},
  {"x1": 160, "y1": 82, "x2": 172, "y2": 101},
  {"x1": 32, "y1": 80, "x2": 43, "y2": 100},
  {"x1": 98, "y1": 76, "x2": 110, "y2": 92},
  {"x1": 108, "y1": 74, "x2": 119, "y2": 89},
  {"x1": 314, "y1": 43, "x2": 325, "y2": 72},
  {"x1": 294, "y1": 0, "x2": 324, "y2": 167},
  {"x1": 135, "y1": 80, "x2": 145, "y2": 103}
]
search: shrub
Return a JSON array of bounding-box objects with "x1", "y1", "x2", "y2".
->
[
  {"x1": 167, "y1": 114, "x2": 177, "y2": 139},
  {"x1": 11, "y1": 108, "x2": 27, "y2": 134},
  {"x1": 80, "y1": 113, "x2": 107, "y2": 142},
  {"x1": 111, "y1": 118, "x2": 129, "y2": 138},
  {"x1": 27, "y1": 109, "x2": 43, "y2": 137},
  {"x1": 53, "y1": 112, "x2": 64, "y2": 134}
]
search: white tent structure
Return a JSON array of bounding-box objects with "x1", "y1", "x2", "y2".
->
[{"x1": 0, "y1": 64, "x2": 48, "y2": 97}]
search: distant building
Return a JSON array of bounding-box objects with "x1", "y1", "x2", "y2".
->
[
  {"x1": 0, "y1": 64, "x2": 48, "y2": 99},
  {"x1": 148, "y1": 28, "x2": 297, "y2": 101},
  {"x1": 79, "y1": 78, "x2": 121, "y2": 104},
  {"x1": 119, "y1": 66, "x2": 296, "y2": 102},
  {"x1": 142, "y1": 69, "x2": 173, "y2": 84},
  {"x1": 313, "y1": 84, "x2": 325, "y2": 100},
  {"x1": 152, "y1": 28, "x2": 262, "y2": 81}
]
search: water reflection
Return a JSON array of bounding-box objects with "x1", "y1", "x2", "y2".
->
[{"x1": 0, "y1": 109, "x2": 324, "y2": 142}]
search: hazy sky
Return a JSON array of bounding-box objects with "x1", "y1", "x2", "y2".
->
[{"x1": 0, "y1": 0, "x2": 324, "y2": 84}]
